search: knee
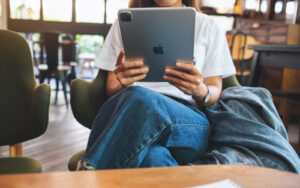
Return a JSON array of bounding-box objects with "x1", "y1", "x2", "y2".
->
[{"x1": 144, "y1": 144, "x2": 165, "y2": 160}]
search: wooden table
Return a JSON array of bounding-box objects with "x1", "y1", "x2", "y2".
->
[
  {"x1": 0, "y1": 165, "x2": 299, "y2": 188},
  {"x1": 79, "y1": 53, "x2": 96, "y2": 75},
  {"x1": 247, "y1": 44, "x2": 300, "y2": 86}
]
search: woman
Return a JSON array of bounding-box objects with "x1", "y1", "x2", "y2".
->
[{"x1": 77, "y1": 0, "x2": 236, "y2": 170}]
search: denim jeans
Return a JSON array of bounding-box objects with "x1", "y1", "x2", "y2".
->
[
  {"x1": 193, "y1": 87, "x2": 300, "y2": 173},
  {"x1": 82, "y1": 86, "x2": 210, "y2": 169}
]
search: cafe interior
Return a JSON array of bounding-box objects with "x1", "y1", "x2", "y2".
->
[{"x1": 0, "y1": 0, "x2": 300, "y2": 187}]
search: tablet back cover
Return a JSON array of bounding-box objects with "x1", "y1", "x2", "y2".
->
[{"x1": 118, "y1": 7, "x2": 195, "y2": 82}]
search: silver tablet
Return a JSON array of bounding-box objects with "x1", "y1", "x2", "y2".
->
[{"x1": 118, "y1": 7, "x2": 196, "y2": 82}]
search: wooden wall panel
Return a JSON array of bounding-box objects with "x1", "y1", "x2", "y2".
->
[
  {"x1": 0, "y1": 0, "x2": 7, "y2": 29},
  {"x1": 281, "y1": 24, "x2": 300, "y2": 92}
]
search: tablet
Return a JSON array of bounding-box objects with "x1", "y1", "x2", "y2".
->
[{"x1": 118, "y1": 7, "x2": 196, "y2": 82}]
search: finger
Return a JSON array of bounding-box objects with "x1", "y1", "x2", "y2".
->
[
  {"x1": 165, "y1": 67, "x2": 201, "y2": 85},
  {"x1": 176, "y1": 61, "x2": 200, "y2": 76},
  {"x1": 163, "y1": 75, "x2": 196, "y2": 91},
  {"x1": 116, "y1": 49, "x2": 125, "y2": 67},
  {"x1": 167, "y1": 81, "x2": 193, "y2": 95},
  {"x1": 122, "y1": 59, "x2": 144, "y2": 69},
  {"x1": 119, "y1": 74, "x2": 147, "y2": 86},
  {"x1": 114, "y1": 65, "x2": 123, "y2": 75},
  {"x1": 121, "y1": 66, "x2": 149, "y2": 77},
  {"x1": 115, "y1": 59, "x2": 144, "y2": 73}
]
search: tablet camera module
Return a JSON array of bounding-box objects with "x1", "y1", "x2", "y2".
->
[{"x1": 120, "y1": 12, "x2": 132, "y2": 22}]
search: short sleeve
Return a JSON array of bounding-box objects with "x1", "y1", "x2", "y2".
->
[
  {"x1": 202, "y1": 23, "x2": 236, "y2": 78},
  {"x1": 94, "y1": 19, "x2": 123, "y2": 71}
]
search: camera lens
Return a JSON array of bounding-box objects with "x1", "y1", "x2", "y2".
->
[{"x1": 120, "y1": 12, "x2": 132, "y2": 22}]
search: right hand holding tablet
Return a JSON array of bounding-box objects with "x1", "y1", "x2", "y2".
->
[{"x1": 114, "y1": 49, "x2": 149, "y2": 87}]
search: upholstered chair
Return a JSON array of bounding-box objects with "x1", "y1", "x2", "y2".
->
[
  {"x1": 0, "y1": 30, "x2": 51, "y2": 174},
  {"x1": 68, "y1": 70, "x2": 240, "y2": 170}
]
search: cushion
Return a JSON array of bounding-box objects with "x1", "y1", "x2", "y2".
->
[
  {"x1": 0, "y1": 157, "x2": 42, "y2": 174},
  {"x1": 68, "y1": 150, "x2": 86, "y2": 171}
]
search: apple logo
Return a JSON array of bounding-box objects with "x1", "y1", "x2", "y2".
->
[{"x1": 153, "y1": 44, "x2": 164, "y2": 55}]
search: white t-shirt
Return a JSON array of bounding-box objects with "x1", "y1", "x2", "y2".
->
[{"x1": 95, "y1": 12, "x2": 236, "y2": 104}]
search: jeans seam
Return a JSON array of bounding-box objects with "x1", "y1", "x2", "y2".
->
[
  {"x1": 172, "y1": 123, "x2": 209, "y2": 128},
  {"x1": 119, "y1": 123, "x2": 171, "y2": 168}
]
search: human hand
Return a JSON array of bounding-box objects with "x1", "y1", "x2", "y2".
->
[
  {"x1": 114, "y1": 49, "x2": 149, "y2": 87},
  {"x1": 163, "y1": 61, "x2": 207, "y2": 99}
]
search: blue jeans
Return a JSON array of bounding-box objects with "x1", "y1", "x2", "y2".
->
[
  {"x1": 194, "y1": 87, "x2": 300, "y2": 173},
  {"x1": 82, "y1": 86, "x2": 210, "y2": 169}
]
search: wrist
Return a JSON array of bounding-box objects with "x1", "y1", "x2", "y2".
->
[{"x1": 192, "y1": 83, "x2": 210, "y2": 104}]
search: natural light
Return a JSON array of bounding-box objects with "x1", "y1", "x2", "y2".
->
[
  {"x1": 201, "y1": 0, "x2": 236, "y2": 13},
  {"x1": 106, "y1": 0, "x2": 129, "y2": 23},
  {"x1": 76, "y1": 0, "x2": 104, "y2": 23},
  {"x1": 43, "y1": 0, "x2": 72, "y2": 22},
  {"x1": 10, "y1": 0, "x2": 40, "y2": 20}
]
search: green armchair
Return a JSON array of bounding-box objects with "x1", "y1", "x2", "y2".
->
[
  {"x1": 68, "y1": 69, "x2": 240, "y2": 170},
  {"x1": 0, "y1": 30, "x2": 51, "y2": 174}
]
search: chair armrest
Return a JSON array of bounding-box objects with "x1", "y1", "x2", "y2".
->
[
  {"x1": 70, "y1": 70, "x2": 107, "y2": 129},
  {"x1": 31, "y1": 83, "x2": 51, "y2": 138},
  {"x1": 223, "y1": 75, "x2": 241, "y2": 90}
]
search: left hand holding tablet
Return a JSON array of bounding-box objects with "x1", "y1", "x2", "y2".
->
[{"x1": 163, "y1": 60, "x2": 208, "y2": 100}]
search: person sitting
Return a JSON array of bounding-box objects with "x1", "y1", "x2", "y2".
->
[
  {"x1": 77, "y1": 0, "x2": 235, "y2": 170},
  {"x1": 77, "y1": 0, "x2": 300, "y2": 173}
]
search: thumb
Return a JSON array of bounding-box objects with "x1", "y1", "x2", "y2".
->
[{"x1": 116, "y1": 49, "x2": 125, "y2": 67}]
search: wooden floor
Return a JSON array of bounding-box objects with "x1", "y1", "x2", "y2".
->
[{"x1": 0, "y1": 90, "x2": 299, "y2": 173}]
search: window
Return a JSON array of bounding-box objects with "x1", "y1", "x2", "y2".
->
[
  {"x1": 275, "y1": 0, "x2": 284, "y2": 14},
  {"x1": 245, "y1": 0, "x2": 270, "y2": 13},
  {"x1": 286, "y1": 1, "x2": 296, "y2": 15},
  {"x1": 201, "y1": 0, "x2": 235, "y2": 13},
  {"x1": 106, "y1": 0, "x2": 129, "y2": 23},
  {"x1": 43, "y1": 0, "x2": 72, "y2": 22},
  {"x1": 7, "y1": 0, "x2": 123, "y2": 38},
  {"x1": 76, "y1": 34, "x2": 104, "y2": 56},
  {"x1": 260, "y1": 0, "x2": 268, "y2": 13},
  {"x1": 0, "y1": 1, "x2": 2, "y2": 17},
  {"x1": 76, "y1": 0, "x2": 104, "y2": 23},
  {"x1": 285, "y1": 0, "x2": 297, "y2": 22},
  {"x1": 245, "y1": 0, "x2": 260, "y2": 11},
  {"x1": 0, "y1": 1, "x2": 2, "y2": 28},
  {"x1": 9, "y1": 0, "x2": 40, "y2": 20}
]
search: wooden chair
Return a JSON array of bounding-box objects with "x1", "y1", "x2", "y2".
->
[
  {"x1": 0, "y1": 30, "x2": 51, "y2": 174},
  {"x1": 38, "y1": 32, "x2": 70, "y2": 108},
  {"x1": 61, "y1": 34, "x2": 77, "y2": 85},
  {"x1": 67, "y1": 70, "x2": 241, "y2": 170},
  {"x1": 227, "y1": 31, "x2": 257, "y2": 85}
]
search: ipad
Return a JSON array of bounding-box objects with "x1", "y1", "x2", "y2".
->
[{"x1": 118, "y1": 7, "x2": 196, "y2": 82}]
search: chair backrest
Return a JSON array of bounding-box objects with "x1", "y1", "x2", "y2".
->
[
  {"x1": 43, "y1": 32, "x2": 59, "y2": 71},
  {"x1": 226, "y1": 31, "x2": 257, "y2": 61},
  {"x1": 223, "y1": 75, "x2": 241, "y2": 90},
  {"x1": 62, "y1": 34, "x2": 76, "y2": 63},
  {"x1": 0, "y1": 30, "x2": 50, "y2": 146}
]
